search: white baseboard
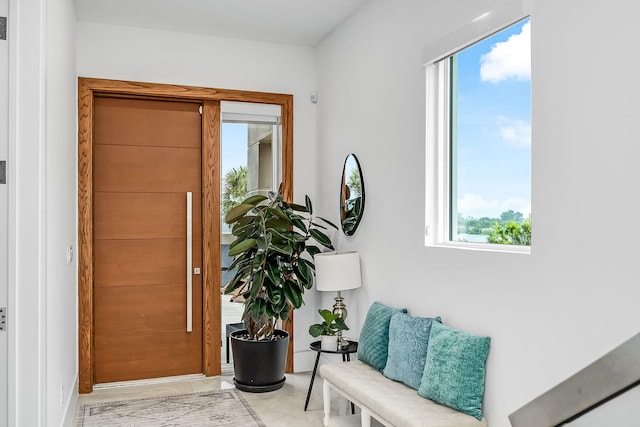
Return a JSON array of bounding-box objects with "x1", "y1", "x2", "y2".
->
[{"x1": 60, "y1": 374, "x2": 78, "y2": 427}]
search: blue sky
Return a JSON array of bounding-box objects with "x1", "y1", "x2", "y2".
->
[
  {"x1": 454, "y1": 18, "x2": 531, "y2": 219},
  {"x1": 221, "y1": 122, "x2": 248, "y2": 178}
]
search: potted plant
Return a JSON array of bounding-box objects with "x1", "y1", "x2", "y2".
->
[
  {"x1": 224, "y1": 191, "x2": 336, "y2": 392},
  {"x1": 308, "y1": 308, "x2": 349, "y2": 350}
]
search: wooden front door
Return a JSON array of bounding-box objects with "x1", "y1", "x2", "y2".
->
[
  {"x1": 78, "y1": 78, "x2": 294, "y2": 393},
  {"x1": 93, "y1": 97, "x2": 203, "y2": 383}
]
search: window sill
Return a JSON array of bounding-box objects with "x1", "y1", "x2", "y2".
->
[{"x1": 428, "y1": 241, "x2": 531, "y2": 254}]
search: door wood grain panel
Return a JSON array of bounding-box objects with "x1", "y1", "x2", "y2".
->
[
  {"x1": 93, "y1": 238, "x2": 202, "y2": 287},
  {"x1": 94, "y1": 330, "x2": 203, "y2": 383},
  {"x1": 94, "y1": 97, "x2": 201, "y2": 148},
  {"x1": 94, "y1": 283, "x2": 203, "y2": 335},
  {"x1": 93, "y1": 144, "x2": 201, "y2": 193},
  {"x1": 93, "y1": 193, "x2": 202, "y2": 240},
  {"x1": 93, "y1": 96, "x2": 204, "y2": 383}
]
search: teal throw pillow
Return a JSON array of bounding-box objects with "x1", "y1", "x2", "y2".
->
[
  {"x1": 417, "y1": 322, "x2": 490, "y2": 421},
  {"x1": 357, "y1": 302, "x2": 407, "y2": 371},
  {"x1": 383, "y1": 312, "x2": 442, "y2": 389}
]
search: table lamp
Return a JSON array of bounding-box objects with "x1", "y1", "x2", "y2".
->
[{"x1": 314, "y1": 251, "x2": 362, "y2": 349}]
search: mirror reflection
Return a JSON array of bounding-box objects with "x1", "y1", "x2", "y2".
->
[{"x1": 341, "y1": 154, "x2": 365, "y2": 235}]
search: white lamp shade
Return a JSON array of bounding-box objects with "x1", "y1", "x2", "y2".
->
[{"x1": 314, "y1": 251, "x2": 362, "y2": 292}]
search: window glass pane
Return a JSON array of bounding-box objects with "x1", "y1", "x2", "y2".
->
[
  {"x1": 221, "y1": 120, "x2": 277, "y2": 277},
  {"x1": 219, "y1": 104, "x2": 281, "y2": 366},
  {"x1": 450, "y1": 18, "x2": 531, "y2": 246}
]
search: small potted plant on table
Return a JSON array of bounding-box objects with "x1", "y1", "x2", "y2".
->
[{"x1": 308, "y1": 308, "x2": 349, "y2": 350}]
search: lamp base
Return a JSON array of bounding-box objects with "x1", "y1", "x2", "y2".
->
[{"x1": 333, "y1": 291, "x2": 350, "y2": 349}]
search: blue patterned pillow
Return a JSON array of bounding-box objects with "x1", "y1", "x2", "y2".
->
[
  {"x1": 383, "y1": 312, "x2": 442, "y2": 389},
  {"x1": 357, "y1": 302, "x2": 407, "y2": 371},
  {"x1": 417, "y1": 322, "x2": 491, "y2": 421}
]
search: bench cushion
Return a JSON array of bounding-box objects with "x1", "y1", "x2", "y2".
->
[
  {"x1": 383, "y1": 312, "x2": 442, "y2": 389},
  {"x1": 320, "y1": 360, "x2": 487, "y2": 427},
  {"x1": 418, "y1": 322, "x2": 491, "y2": 421},
  {"x1": 357, "y1": 302, "x2": 407, "y2": 371}
]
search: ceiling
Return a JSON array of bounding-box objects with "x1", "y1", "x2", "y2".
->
[{"x1": 74, "y1": 0, "x2": 370, "y2": 47}]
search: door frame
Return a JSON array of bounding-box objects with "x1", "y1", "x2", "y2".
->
[{"x1": 78, "y1": 77, "x2": 294, "y2": 394}]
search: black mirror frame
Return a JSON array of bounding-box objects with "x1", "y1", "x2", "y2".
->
[{"x1": 340, "y1": 153, "x2": 365, "y2": 236}]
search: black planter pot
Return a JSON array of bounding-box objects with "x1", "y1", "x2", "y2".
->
[{"x1": 230, "y1": 329, "x2": 289, "y2": 392}]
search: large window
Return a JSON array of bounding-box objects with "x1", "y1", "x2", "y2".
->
[{"x1": 426, "y1": 18, "x2": 531, "y2": 252}]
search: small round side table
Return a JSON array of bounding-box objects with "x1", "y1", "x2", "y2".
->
[{"x1": 304, "y1": 340, "x2": 358, "y2": 412}]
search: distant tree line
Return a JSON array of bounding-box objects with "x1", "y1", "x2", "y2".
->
[{"x1": 458, "y1": 210, "x2": 531, "y2": 246}]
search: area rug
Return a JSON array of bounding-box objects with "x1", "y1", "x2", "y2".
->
[{"x1": 76, "y1": 389, "x2": 265, "y2": 426}]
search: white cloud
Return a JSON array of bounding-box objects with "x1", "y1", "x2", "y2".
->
[
  {"x1": 458, "y1": 193, "x2": 499, "y2": 217},
  {"x1": 480, "y1": 21, "x2": 531, "y2": 83},
  {"x1": 500, "y1": 198, "x2": 531, "y2": 217},
  {"x1": 497, "y1": 116, "x2": 531, "y2": 147},
  {"x1": 458, "y1": 193, "x2": 530, "y2": 218}
]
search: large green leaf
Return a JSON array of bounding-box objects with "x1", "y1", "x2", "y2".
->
[
  {"x1": 282, "y1": 281, "x2": 302, "y2": 308},
  {"x1": 306, "y1": 245, "x2": 321, "y2": 258},
  {"x1": 269, "y1": 228, "x2": 295, "y2": 242},
  {"x1": 271, "y1": 242, "x2": 293, "y2": 256},
  {"x1": 309, "y1": 229, "x2": 333, "y2": 249},
  {"x1": 308, "y1": 324, "x2": 326, "y2": 337},
  {"x1": 295, "y1": 260, "x2": 313, "y2": 287},
  {"x1": 256, "y1": 236, "x2": 269, "y2": 251},
  {"x1": 228, "y1": 238, "x2": 257, "y2": 256},
  {"x1": 265, "y1": 263, "x2": 281, "y2": 286},
  {"x1": 300, "y1": 257, "x2": 315, "y2": 271},
  {"x1": 305, "y1": 195, "x2": 313, "y2": 215},
  {"x1": 231, "y1": 220, "x2": 257, "y2": 237},
  {"x1": 289, "y1": 203, "x2": 308, "y2": 212},
  {"x1": 226, "y1": 255, "x2": 251, "y2": 273},
  {"x1": 280, "y1": 304, "x2": 290, "y2": 321},
  {"x1": 290, "y1": 218, "x2": 308, "y2": 233},
  {"x1": 317, "y1": 216, "x2": 339, "y2": 230},
  {"x1": 249, "y1": 298, "x2": 266, "y2": 321},
  {"x1": 265, "y1": 218, "x2": 290, "y2": 231},
  {"x1": 223, "y1": 276, "x2": 245, "y2": 294},
  {"x1": 225, "y1": 203, "x2": 255, "y2": 224},
  {"x1": 318, "y1": 308, "x2": 340, "y2": 324},
  {"x1": 265, "y1": 303, "x2": 276, "y2": 318},
  {"x1": 310, "y1": 221, "x2": 328, "y2": 230},
  {"x1": 273, "y1": 290, "x2": 287, "y2": 313},
  {"x1": 250, "y1": 269, "x2": 265, "y2": 299},
  {"x1": 232, "y1": 215, "x2": 254, "y2": 229},
  {"x1": 267, "y1": 284, "x2": 282, "y2": 305},
  {"x1": 266, "y1": 207, "x2": 290, "y2": 222},
  {"x1": 242, "y1": 194, "x2": 268, "y2": 205},
  {"x1": 251, "y1": 252, "x2": 265, "y2": 268},
  {"x1": 291, "y1": 231, "x2": 308, "y2": 243}
]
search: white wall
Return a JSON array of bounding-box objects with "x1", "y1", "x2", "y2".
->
[
  {"x1": 76, "y1": 22, "x2": 323, "y2": 370},
  {"x1": 316, "y1": 0, "x2": 640, "y2": 426},
  {"x1": 7, "y1": 0, "x2": 77, "y2": 425},
  {"x1": 0, "y1": 0, "x2": 9, "y2": 425},
  {"x1": 45, "y1": 0, "x2": 78, "y2": 425}
]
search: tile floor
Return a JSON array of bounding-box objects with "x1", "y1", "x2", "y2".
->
[
  {"x1": 75, "y1": 296, "x2": 359, "y2": 426},
  {"x1": 75, "y1": 369, "x2": 356, "y2": 426}
]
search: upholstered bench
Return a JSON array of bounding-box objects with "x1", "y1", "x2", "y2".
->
[
  {"x1": 319, "y1": 301, "x2": 491, "y2": 427},
  {"x1": 320, "y1": 360, "x2": 488, "y2": 427}
]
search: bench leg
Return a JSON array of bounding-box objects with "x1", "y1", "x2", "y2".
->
[
  {"x1": 361, "y1": 408, "x2": 372, "y2": 427},
  {"x1": 323, "y1": 380, "x2": 331, "y2": 427}
]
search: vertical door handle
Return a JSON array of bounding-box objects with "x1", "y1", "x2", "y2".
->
[{"x1": 186, "y1": 192, "x2": 193, "y2": 332}]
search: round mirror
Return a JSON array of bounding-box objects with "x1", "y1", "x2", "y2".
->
[{"x1": 340, "y1": 154, "x2": 365, "y2": 235}]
